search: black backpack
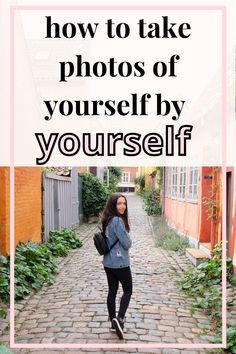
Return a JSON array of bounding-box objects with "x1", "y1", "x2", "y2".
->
[{"x1": 93, "y1": 217, "x2": 118, "y2": 256}]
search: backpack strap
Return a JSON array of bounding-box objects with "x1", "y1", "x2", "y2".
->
[
  {"x1": 107, "y1": 216, "x2": 119, "y2": 250},
  {"x1": 109, "y1": 238, "x2": 119, "y2": 250},
  {"x1": 100, "y1": 215, "x2": 114, "y2": 234},
  {"x1": 99, "y1": 215, "x2": 119, "y2": 251}
]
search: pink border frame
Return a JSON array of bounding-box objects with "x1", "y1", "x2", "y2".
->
[{"x1": 10, "y1": 5, "x2": 227, "y2": 350}]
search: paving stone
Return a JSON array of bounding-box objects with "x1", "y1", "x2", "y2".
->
[
  {"x1": 88, "y1": 322, "x2": 101, "y2": 328},
  {"x1": 56, "y1": 321, "x2": 73, "y2": 327},
  {"x1": 53, "y1": 317, "x2": 72, "y2": 322},
  {"x1": 161, "y1": 315, "x2": 179, "y2": 321},
  {"x1": 2, "y1": 194, "x2": 221, "y2": 352},
  {"x1": 162, "y1": 336, "x2": 177, "y2": 342},
  {"x1": 29, "y1": 327, "x2": 47, "y2": 334},
  {"x1": 136, "y1": 322, "x2": 157, "y2": 329},
  {"x1": 139, "y1": 335, "x2": 161, "y2": 342},
  {"x1": 178, "y1": 321, "x2": 196, "y2": 328},
  {"x1": 137, "y1": 350, "x2": 162, "y2": 353},
  {"x1": 165, "y1": 331, "x2": 184, "y2": 338},
  {"x1": 180, "y1": 351, "x2": 202, "y2": 354},
  {"x1": 159, "y1": 319, "x2": 179, "y2": 326},
  {"x1": 157, "y1": 325, "x2": 175, "y2": 331}
]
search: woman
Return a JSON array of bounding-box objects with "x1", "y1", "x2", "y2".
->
[{"x1": 101, "y1": 193, "x2": 132, "y2": 340}]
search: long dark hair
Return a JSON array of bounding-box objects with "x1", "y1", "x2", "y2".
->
[{"x1": 101, "y1": 193, "x2": 130, "y2": 233}]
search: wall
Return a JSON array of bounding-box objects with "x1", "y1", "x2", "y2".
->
[
  {"x1": 138, "y1": 167, "x2": 156, "y2": 188},
  {"x1": 121, "y1": 167, "x2": 139, "y2": 182},
  {"x1": 164, "y1": 196, "x2": 200, "y2": 241},
  {"x1": 15, "y1": 168, "x2": 43, "y2": 249},
  {"x1": 164, "y1": 167, "x2": 213, "y2": 245},
  {"x1": 227, "y1": 167, "x2": 236, "y2": 272},
  {"x1": 0, "y1": 167, "x2": 10, "y2": 255}
]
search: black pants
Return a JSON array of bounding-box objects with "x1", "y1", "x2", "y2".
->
[{"x1": 104, "y1": 266, "x2": 132, "y2": 321}]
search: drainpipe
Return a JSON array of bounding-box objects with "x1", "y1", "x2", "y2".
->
[
  {"x1": 210, "y1": 168, "x2": 218, "y2": 254},
  {"x1": 162, "y1": 168, "x2": 165, "y2": 216}
]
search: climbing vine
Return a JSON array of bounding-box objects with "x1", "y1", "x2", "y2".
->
[{"x1": 202, "y1": 167, "x2": 221, "y2": 221}]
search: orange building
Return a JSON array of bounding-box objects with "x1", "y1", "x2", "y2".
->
[
  {"x1": 227, "y1": 167, "x2": 236, "y2": 273},
  {"x1": 117, "y1": 167, "x2": 139, "y2": 192},
  {"x1": 164, "y1": 167, "x2": 222, "y2": 262},
  {"x1": 0, "y1": 167, "x2": 43, "y2": 255},
  {"x1": 0, "y1": 167, "x2": 10, "y2": 255},
  {"x1": 14, "y1": 168, "x2": 43, "y2": 248}
]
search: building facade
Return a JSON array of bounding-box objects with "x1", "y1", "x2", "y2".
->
[
  {"x1": 164, "y1": 167, "x2": 222, "y2": 257},
  {"x1": 227, "y1": 167, "x2": 236, "y2": 273},
  {"x1": 117, "y1": 167, "x2": 139, "y2": 192},
  {"x1": 0, "y1": 167, "x2": 43, "y2": 255}
]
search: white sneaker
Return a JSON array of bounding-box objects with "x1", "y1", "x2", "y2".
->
[{"x1": 112, "y1": 317, "x2": 124, "y2": 340}]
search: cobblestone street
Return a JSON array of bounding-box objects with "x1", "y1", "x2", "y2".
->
[{"x1": 3, "y1": 194, "x2": 220, "y2": 353}]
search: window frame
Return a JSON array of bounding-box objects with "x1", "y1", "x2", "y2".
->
[
  {"x1": 188, "y1": 167, "x2": 199, "y2": 202},
  {"x1": 171, "y1": 167, "x2": 178, "y2": 198},
  {"x1": 179, "y1": 167, "x2": 186, "y2": 200},
  {"x1": 122, "y1": 172, "x2": 130, "y2": 183}
]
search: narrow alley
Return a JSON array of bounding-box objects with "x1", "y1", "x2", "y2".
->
[{"x1": 13, "y1": 194, "x2": 215, "y2": 353}]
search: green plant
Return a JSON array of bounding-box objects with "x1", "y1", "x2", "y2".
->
[
  {"x1": 14, "y1": 242, "x2": 58, "y2": 299},
  {"x1": 151, "y1": 216, "x2": 189, "y2": 254},
  {"x1": 202, "y1": 167, "x2": 221, "y2": 221},
  {"x1": 82, "y1": 173, "x2": 109, "y2": 218},
  {"x1": 0, "y1": 254, "x2": 10, "y2": 304},
  {"x1": 214, "y1": 327, "x2": 236, "y2": 353},
  {"x1": 0, "y1": 345, "x2": 14, "y2": 354},
  {"x1": 108, "y1": 167, "x2": 122, "y2": 194},
  {"x1": 156, "y1": 167, "x2": 163, "y2": 191},
  {"x1": 135, "y1": 176, "x2": 145, "y2": 191},
  {"x1": 157, "y1": 231, "x2": 189, "y2": 253},
  {"x1": 0, "y1": 308, "x2": 7, "y2": 319},
  {"x1": 47, "y1": 228, "x2": 83, "y2": 257},
  {"x1": 142, "y1": 188, "x2": 162, "y2": 216},
  {"x1": 109, "y1": 167, "x2": 122, "y2": 179},
  {"x1": 229, "y1": 274, "x2": 236, "y2": 286},
  {"x1": 0, "y1": 229, "x2": 83, "y2": 304},
  {"x1": 178, "y1": 243, "x2": 228, "y2": 327},
  {"x1": 203, "y1": 196, "x2": 220, "y2": 220}
]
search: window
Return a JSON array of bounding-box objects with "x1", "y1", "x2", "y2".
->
[
  {"x1": 171, "y1": 167, "x2": 178, "y2": 197},
  {"x1": 179, "y1": 167, "x2": 186, "y2": 199},
  {"x1": 122, "y1": 172, "x2": 130, "y2": 183},
  {"x1": 189, "y1": 167, "x2": 198, "y2": 201}
]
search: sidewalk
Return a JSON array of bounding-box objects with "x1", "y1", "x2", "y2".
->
[{"x1": 1, "y1": 194, "x2": 230, "y2": 353}]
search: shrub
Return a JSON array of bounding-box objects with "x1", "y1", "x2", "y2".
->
[
  {"x1": 142, "y1": 188, "x2": 162, "y2": 216},
  {"x1": 108, "y1": 167, "x2": 122, "y2": 194},
  {"x1": 135, "y1": 176, "x2": 145, "y2": 191},
  {"x1": 47, "y1": 228, "x2": 83, "y2": 257},
  {"x1": 0, "y1": 229, "x2": 83, "y2": 304},
  {"x1": 214, "y1": 327, "x2": 236, "y2": 353},
  {"x1": 178, "y1": 243, "x2": 231, "y2": 326},
  {"x1": 0, "y1": 308, "x2": 7, "y2": 319},
  {"x1": 109, "y1": 167, "x2": 122, "y2": 179},
  {"x1": 82, "y1": 173, "x2": 109, "y2": 218},
  {"x1": 0, "y1": 254, "x2": 10, "y2": 304}
]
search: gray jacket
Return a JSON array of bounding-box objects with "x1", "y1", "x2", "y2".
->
[{"x1": 103, "y1": 216, "x2": 132, "y2": 269}]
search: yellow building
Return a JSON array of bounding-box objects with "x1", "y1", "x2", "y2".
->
[{"x1": 138, "y1": 167, "x2": 160, "y2": 189}]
